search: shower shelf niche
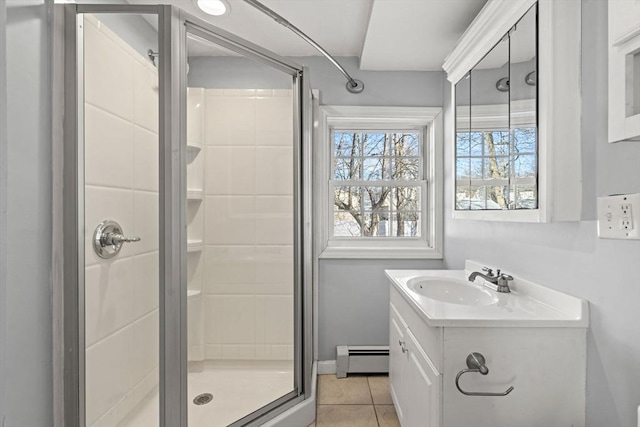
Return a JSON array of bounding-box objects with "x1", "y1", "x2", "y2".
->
[
  {"x1": 187, "y1": 87, "x2": 205, "y2": 367},
  {"x1": 187, "y1": 190, "x2": 204, "y2": 201},
  {"x1": 187, "y1": 239, "x2": 204, "y2": 253}
]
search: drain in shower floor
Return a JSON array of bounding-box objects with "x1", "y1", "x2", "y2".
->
[{"x1": 193, "y1": 393, "x2": 213, "y2": 405}]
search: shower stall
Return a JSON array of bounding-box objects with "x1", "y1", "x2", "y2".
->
[{"x1": 58, "y1": 4, "x2": 313, "y2": 427}]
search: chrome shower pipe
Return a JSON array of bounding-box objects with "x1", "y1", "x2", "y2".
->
[{"x1": 242, "y1": 0, "x2": 364, "y2": 94}]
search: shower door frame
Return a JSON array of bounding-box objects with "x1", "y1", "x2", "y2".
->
[{"x1": 59, "y1": 4, "x2": 313, "y2": 427}]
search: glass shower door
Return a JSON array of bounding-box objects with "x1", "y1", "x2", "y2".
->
[
  {"x1": 64, "y1": 5, "x2": 309, "y2": 427},
  {"x1": 79, "y1": 10, "x2": 161, "y2": 427},
  {"x1": 183, "y1": 27, "x2": 300, "y2": 427}
]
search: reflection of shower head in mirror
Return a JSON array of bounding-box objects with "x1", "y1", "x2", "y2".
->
[
  {"x1": 525, "y1": 71, "x2": 536, "y2": 86},
  {"x1": 496, "y1": 72, "x2": 536, "y2": 92},
  {"x1": 496, "y1": 77, "x2": 510, "y2": 92}
]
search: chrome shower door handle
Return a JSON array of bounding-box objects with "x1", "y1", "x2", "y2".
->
[
  {"x1": 102, "y1": 233, "x2": 141, "y2": 246},
  {"x1": 93, "y1": 219, "x2": 141, "y2": 259}
]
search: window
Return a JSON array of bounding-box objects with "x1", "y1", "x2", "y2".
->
[
  {"x1": 331, "y1": 130, "x2": 425, "y2": 238},
  {"x1": 316, "y1": 106, "x2": 443, "y2": 259}
]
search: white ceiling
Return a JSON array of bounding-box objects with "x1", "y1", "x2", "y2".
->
[
  {"x1": 361, "y1": 0, "x2": 487, "y2": 70},
  {"x1": 128, "y1": 0, "x2": 487, "y2": 71}
]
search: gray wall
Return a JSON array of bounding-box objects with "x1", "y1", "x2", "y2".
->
[
  {"x1": 188, "y1": 56, "x2": 292, "y2": 89},
  {"x1": 187, "y1": 55, "x2": 445, "y2": 106},
  {"x1": 296, "y1": 56, "x2": 444, "y2": 107},
  {"x1": 443, "y1": 1, "x2": 640, "y2": 426},
  {"x1": 313, "y1": 62, "x2": 445, "y2": 360},
  {"x1": 2, "y1": 1, "x2": 54, "y2": 426}
]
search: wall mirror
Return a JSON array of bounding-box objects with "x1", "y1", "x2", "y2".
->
[{"x1": 455, "y1": 4, "x2": 537, "y2": 211}]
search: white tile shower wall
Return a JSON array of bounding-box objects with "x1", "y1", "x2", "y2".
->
[
  {"x1": 83, "y1": 16, "x2": 159, "y2": 427},
  {"x1": 202, "y1": 89, "x2": 294, "y2": 360}
]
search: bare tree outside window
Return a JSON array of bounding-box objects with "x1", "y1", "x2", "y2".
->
[
  {"x1": 331, "y1": 130, "x2": 423, "y2": 238},
  {"x1": 455, "y1": 126, "x2": 537, "y2": 210}
]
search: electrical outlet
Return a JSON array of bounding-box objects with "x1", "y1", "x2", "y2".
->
[{"x1": 597, "y1": 193, "x2": 640, "y2": 239}]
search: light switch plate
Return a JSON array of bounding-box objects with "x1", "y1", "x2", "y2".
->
[{"x1": 597, "y1": 193, "x2": 640, "y2": 239}]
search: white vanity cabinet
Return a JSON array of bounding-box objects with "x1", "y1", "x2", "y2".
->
[
  {"x1": 389, "y1": 284, "x2": 587, "y2": 427},
  {"x1": 389, "y1": 302, "x2": 441, "y2": 426}
]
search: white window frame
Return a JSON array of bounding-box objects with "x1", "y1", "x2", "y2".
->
[{"x1": 315, "y1": 105, "x2": 443, "y2": 259}]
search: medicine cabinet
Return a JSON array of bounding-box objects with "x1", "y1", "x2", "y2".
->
[
  {"x1": 608, "y1": 0, "x2": 640, "y2": 142},
  {"x1": 443, "y1": 0, "x2": 582, "y2": 222}
]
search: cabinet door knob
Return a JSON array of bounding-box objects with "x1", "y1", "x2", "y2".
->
[{"x1": 398, "y1": 340, "x2": 408, "y2": 353}]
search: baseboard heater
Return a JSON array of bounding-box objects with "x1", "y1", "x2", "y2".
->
[{"x1": 336, "y1": 345, "x2": 389, "y2": 378}]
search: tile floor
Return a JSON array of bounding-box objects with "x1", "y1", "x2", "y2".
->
[{"x1": 308, "y1": 374, "x2": 400, "y2": 427}]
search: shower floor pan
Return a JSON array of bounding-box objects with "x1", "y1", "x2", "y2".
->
[{"x1": 120, "y1": 360, "x2": 294, "y2": 427}]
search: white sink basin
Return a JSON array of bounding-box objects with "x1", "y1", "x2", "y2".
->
[
  {"x1": 385, "y1": 261, "x2": 590, "y2": 327},
  {"x1": 407, "y1": 277, "x2": 497, "y2": 306}
]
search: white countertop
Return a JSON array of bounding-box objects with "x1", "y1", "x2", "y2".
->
[{"x1": 385, "y1": 261, "x2": 589, "y2": 328}]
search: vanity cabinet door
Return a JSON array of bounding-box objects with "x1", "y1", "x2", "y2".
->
[
  {"x1": 404, "y1": 329, "x2": 441, "y2": 427},
  {"x1": 389, "y1": 302, "x2": 408, "y2": 424}
]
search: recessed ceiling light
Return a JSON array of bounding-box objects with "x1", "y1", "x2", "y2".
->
[{"x1": 196, "y1": 0, "x2": 230, "y2": 16}]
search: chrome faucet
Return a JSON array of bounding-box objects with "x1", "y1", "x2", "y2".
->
[{"x1": 468, "y1": 267, "x2": 513, "y2": 293}]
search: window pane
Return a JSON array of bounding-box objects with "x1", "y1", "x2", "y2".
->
[
  {"x1": 486, "y1": 131, "x2": 510, "y2": 156},
  {"x1": 391, "y1": 212, "x2": 420, "y2": 237},
  {"x1": 362, "y1": 158, "x2": 387, "y2": 180},
  {"x1": 363, "y1": 186, "x2": 390, "y2": 211},
  {"x1": 513, "y1": 184, "x2": 537, "y2": 209},
  {"x1": 513, "y1": 127, "x2": 537, "y2": 153},
  {"x1": 485, "y1": 185, "x2": 509, "y2": 209},
  {"x1": 456, "y1": 186, "x2": 472, "y2": 210},
  {"x1": 333, "y1": 158, "x2": 362, "y2": 180},
  {"x1": 334, "y1": 132, "x2": 360, "y2": 157},
  {"x1": 462, "y1": 186, "x2": 505, "y2": 210},
  {"x1": 334, "y1": 186, "x2": 362, "y2": 211},
  {"x1": 456, "y1": 132, "x2": 471, "y2": 156},
  {"x1": 392, "y1": 132, "x2": 419, "y2": 156},
  {"x1": 456, "y1": 158, "x2": 470, "y2": 180},
  {"x1": 514, "y1": 154, "x2": 537, "y2": 178},
  {"x1": 483, "y1": 157, "x2": 509, "y2": 179},
  {"x1": 363, "y1": 211, "x2": 391, "y2": 237},
  {"x1": 392, "y1": 157, "x2": 419, "y2": 180},
  {"x1": 392, "y1": 187, "x2": 420, "y2": 211},
  {"x1": 469, "y1": 158, "x2": 483, "y2": 179},
  {"x1": 363, "y1": 132, "x2": 387, "y2": 156},
  {"x1": 333, "y1": 212, "x2": 361, "y2": 236},
  {"x1": 469, "y1": 132, "x2": 483, "y2": 155}
]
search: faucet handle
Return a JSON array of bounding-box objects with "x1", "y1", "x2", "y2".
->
[{"x1": 482, "y1": 267, "x2": 494, "y2": 277}]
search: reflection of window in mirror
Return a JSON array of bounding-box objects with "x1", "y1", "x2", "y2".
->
[{"x1": 454, "y1": 4, "x2": 537, "y2": 212}]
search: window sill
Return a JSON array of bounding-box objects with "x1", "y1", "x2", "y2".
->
[{"x1": 319, "y1": 245, "x2": 443, "y2": 260}]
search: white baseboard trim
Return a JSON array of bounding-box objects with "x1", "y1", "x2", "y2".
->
[{"x1": 317, "y1": 360, "x2": 336, "y2": 375}]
